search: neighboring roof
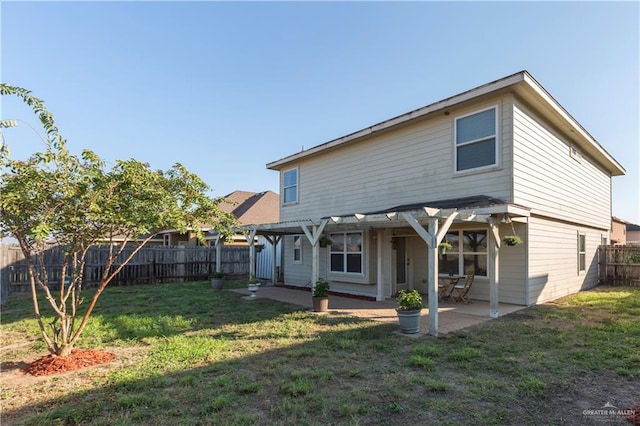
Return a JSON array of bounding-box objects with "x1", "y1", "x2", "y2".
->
[
  {"x1": 612, "y1": 216, "x2": 628, "y2": 224},
  {"x1": 627, "y1": 223, "x2": 640, "y2": 232},
  {"x1": 227, "y1": 190, "x2": 279, "y2": 226},
  {"x1": 220, "y1": 190, "x2": 256, "y2": 213},
  {"x1": 267, "y1": 70, "x2": 625, "y2": 177},
  {"x1": 96, "y1": 232, "x2": 164, "y2": 244},
  {"x1": 159, "y1": 190, "x2": 279, "y2": 234}
]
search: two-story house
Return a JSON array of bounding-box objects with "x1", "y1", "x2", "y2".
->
[{"x1": 249, "y1": 71, "x2": 625, "y2": 335}]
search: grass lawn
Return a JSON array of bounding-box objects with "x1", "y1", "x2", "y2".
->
[{"x1": 1, "y1": 282, "x2": 638, "y2": 425}]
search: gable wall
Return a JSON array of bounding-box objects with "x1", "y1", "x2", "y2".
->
[
  {"x1": 280, "y1": 97, "x2": 516, "y2": 222},
  {"x1": 512, "y1": 101, "x2": 611, "y2": 230}
]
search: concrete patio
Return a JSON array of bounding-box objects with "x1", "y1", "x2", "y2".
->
[{"x1": 231, "y1": 284, "x2": 526, "y2": 336}]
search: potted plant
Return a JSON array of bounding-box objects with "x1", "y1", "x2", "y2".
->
[
  {"x1": 503, "y1": 218, "x2": 523, "y2": 246},
  {"x1": 319, "y1": 236, "x2": 333, "y2": 248},
  {"x1": 210, "y1": 271, "x2": 224, "y2": 291},
  {"x1": 312, "y1": 278, "x2": 330, "y2": 312},
  {"x1": 438, "y1": 241, "x2": 453, "y2": 255},
  {"x1": 503, "y1": 235, "x2": 523, "y2": 246},
  {"x1": 247, "y1": 278, "x2": 261, "y2": 298},
  {"x1": 255, "y1": 244, "x2": 265, "y2": 253},
  {"x1": 396, "y1": 289, "x2": 423, "y2": 334}
]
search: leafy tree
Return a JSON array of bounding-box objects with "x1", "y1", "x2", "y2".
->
[{"x1": 0, "y1": 84, "x2": 238, "y2": 356}]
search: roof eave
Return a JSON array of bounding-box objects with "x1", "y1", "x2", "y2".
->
[{"x1": 516, "y1": 73, "x2": 625, "y2": 177}]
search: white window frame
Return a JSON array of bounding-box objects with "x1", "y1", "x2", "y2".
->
[
  {"x1": 454, "y1": 105, "x2": 499, "y2": 173},
  {"x1": 329, "y1": 231, "x2": 363, "y2": 275},
  {"x1": 439, "y1": 229, "x2": 488, "y2": 277},
  {"x1": 282, "y1": 167, "x2": 298, "y2": 204},
  {"x1": 292, "y1": 235, "x2": 302, "y2": 264},
  {"x1": 578, "y1": 232, "x2": 586, "y2": 274}
]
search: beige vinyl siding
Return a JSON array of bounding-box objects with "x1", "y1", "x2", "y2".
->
[
  {"x1": 527, "y1": 217, "x2": 600, "y2": 304},
  {"x1": 512, "y1": 102, "x2": 611, "y2": 230},
  {"x1": 495, "y1": 223, "x2": 528, "y2": 305},
  {"x1": 280, "y1": 98, "x2": 514, "y2": 222},
  {"x1": 283, "y1": 236, "x2": 312, "y2": 286},
  {"x1": 410, "y1": 237, "x2": 428, "y2": 293}
]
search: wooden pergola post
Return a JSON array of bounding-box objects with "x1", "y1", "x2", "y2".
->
[
  {"x1": 214, "y1": 235, "x2": 222, "y2": 273},
  {"x1": 264, "y1": 234, "x2": 282, "y2": 285},
  {"x1": 301, "y1": 219, "x2": 328, "y2": 290},
  {"x1": 402, "y1": 209, "x2": 458, "y2": 336},
  {"x1": 487, "y1": 216, "x2": 501, "y2": 318},
  {"x1": 245, "y1": 229, "x2": 257, "y2": 279}
]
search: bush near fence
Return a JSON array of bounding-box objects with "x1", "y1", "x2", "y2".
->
[
  {"x1": 599, "y1": 245, "x2": 640, "y2": 286},
  {"x1": 0, "y1": 245, "x2": 250, "y2": 304}
]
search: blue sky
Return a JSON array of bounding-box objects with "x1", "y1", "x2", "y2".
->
[{"x1": 1, "y1": 1, "x2": 638, "y2": 223}]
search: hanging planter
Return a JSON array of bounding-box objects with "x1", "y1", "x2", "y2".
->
[
  {"x1": 438, "y1": 241, "x2": 453, "y2": 255},
  {"x1": 503, "y1": 235, "x2": 523, "y2": 246},
  {"x1": 503, "y1": 218, "x2": 523, "y2": 246},
  {"x1": 319, "y1": 236, "x2": 333, "y2": 248},
  {"x1": 255, "y1": 244, "x2": 265, "y2": 253}
]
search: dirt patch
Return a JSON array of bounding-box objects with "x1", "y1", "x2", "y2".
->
[{"x1": 21, "y1": 349, "x2": 115, "y2": 376}]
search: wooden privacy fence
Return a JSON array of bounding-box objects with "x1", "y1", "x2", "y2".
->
[
  {"x1": 599, "y1": 245, "x2": 640, "y2": 286},
  {"x1": 0, "y1": 244, "x2": 250, "y2": 302}
]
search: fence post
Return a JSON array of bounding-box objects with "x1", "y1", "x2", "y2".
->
[
  {"x1": 208, "y1": 246, "x2": 213, "y2": 277},
  {"x1": 151, "y1": 248, "x2": 156, "y2": 284},
  {"x1": 0, "y1": 244, "x2": 8, "y2": 308},
  {"x1": 177, "y1": 247, "x2": 185, "y2": 283}
]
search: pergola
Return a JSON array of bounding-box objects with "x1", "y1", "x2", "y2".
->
[{"x1": 246, "y1": 197, "x2": 530, "y2": 336}]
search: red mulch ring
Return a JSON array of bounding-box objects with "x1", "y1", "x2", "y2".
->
[
  {"x1": 626, "y1": 406, "x2": 640, "y2": 426},
  {"x1": 23, "y1": 349, "x2": 115, "y2": 376}
]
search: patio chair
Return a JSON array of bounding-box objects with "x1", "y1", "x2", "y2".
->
[
  {"x1": 438, "y1": 278, "x2": 455, "y2": 301},
  {"x1": 450, "y1": 273, "x2": 475, "y2": 303}
]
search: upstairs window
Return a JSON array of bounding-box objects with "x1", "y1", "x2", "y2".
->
[
  {"x1": 283, "y1": 168, "x2": 298, "y2": 204},
  {"x1": 455, "y1": 107, "x2": 497, "y2": 172}
]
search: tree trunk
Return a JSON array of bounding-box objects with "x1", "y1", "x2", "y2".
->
[{"x1": 57, "y1": 345, "x2": 73, "y2": 357}]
